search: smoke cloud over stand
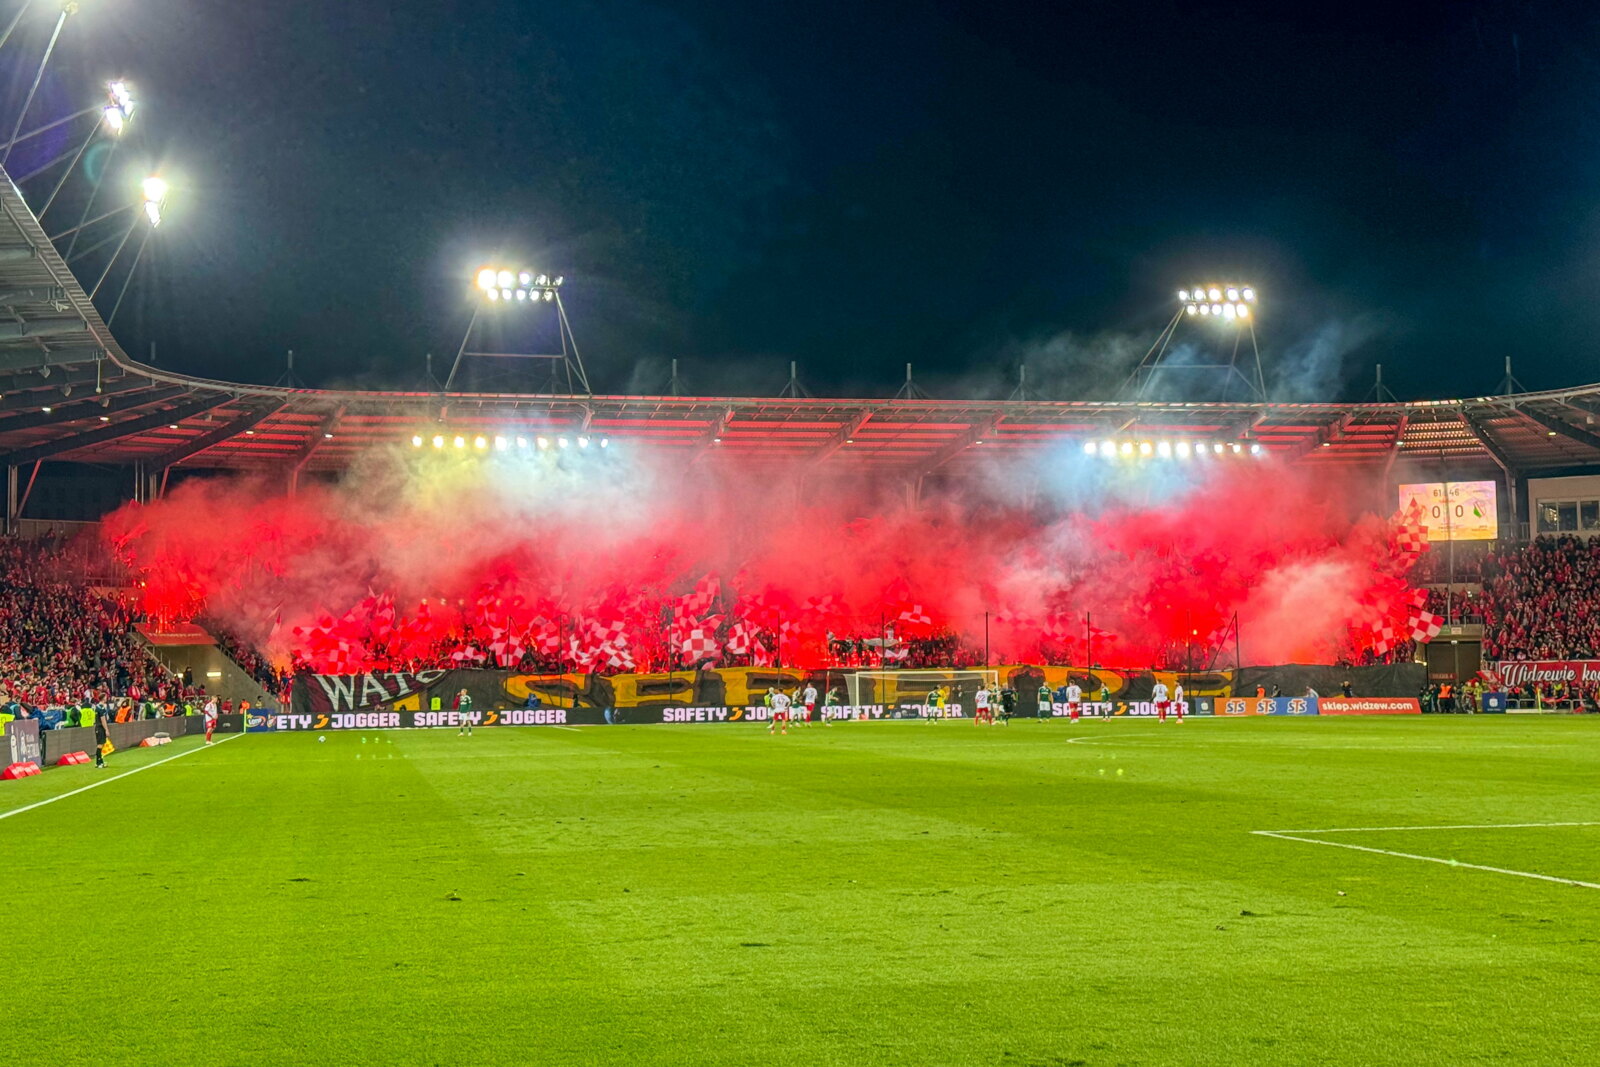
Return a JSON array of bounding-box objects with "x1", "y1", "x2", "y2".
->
[{"x1": 102, "y1": 439, "x2": 1419, "y2": 672}]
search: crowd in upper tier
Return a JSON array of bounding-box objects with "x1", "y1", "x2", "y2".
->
[
  {"x1": 1481, "y1": 535, "x2": 1600, "y2": 661},
  {"x1": 0, "y1": 539, "x2": 177, "y2": 711}
]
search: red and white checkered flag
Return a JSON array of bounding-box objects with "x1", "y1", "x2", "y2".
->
[
  {"x1": 1407, "y1": 609, "x2": 1444, "y2": 644},
  {"x1": 679, "y1": 627, "x2": 722, "y2": 663}
]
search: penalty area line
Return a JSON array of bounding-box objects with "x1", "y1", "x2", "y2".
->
[
  {"x1": 0, "y1": 733, "x2": 243, "y2": 824},
  {"x1": 1250, "y1": 829, "x2": 1600, "y2": 890}
]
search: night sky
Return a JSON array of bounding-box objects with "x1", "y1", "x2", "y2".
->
[{"x1": 3, "y1": 0, "x2": 1597, "y2": 400}]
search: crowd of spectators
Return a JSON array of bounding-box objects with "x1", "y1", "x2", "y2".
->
[
  {"x1": 211, "y1": 625, "x2": 293, "y2": 698},
  {"x1": 0, "y1": 539, "x2": 180, "y2": 714},
  {"x1": 1481, "y1": 535, "x2": 1600, "y2": 660}
]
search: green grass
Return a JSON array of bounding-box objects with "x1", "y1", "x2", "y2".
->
[{"x1": 7, "y1": 716, "x2": 1600, "y2": 1066}]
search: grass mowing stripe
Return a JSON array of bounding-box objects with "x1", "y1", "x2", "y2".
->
[
  {"x1": 0, "y1": 732, "x2": 241, "y2": 823},
  {"x1": 1251, "y1": 829, "x2": 1600, "y2": 890}
]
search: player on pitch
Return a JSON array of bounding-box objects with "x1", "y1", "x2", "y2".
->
[
  {"x1": 1152, "y1": 679, "x2": 1171, "y2": 722},
  {"x1": 455, "y1": 688, "x2": 474, "y2": 736},
  {"x1": 973, "y1": 683, "x2": 992, "y2": 725},
  {"x1": 1173, "y1": 681, "x2": 1185, "y2": 723},
  {"x1": 203, "y1": 695, "x2": 219, "y2": 745},
  {"x1": 1065, "y1": 680, "x2": 1082, "y2": 723},
  {"x1": 769, "y1": 688, "x2": 792, "y2": 735}
]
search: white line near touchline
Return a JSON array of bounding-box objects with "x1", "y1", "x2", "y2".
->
[
  {"x1": 1262, "y1": 821, "x2": 1600, "y2": 835},
  {"x1": 0, "y1": 733, "x2": 242, "y2": 824},
  {"x1": 1251, "y1": 827, "x2": 1600, "y2": 890}
]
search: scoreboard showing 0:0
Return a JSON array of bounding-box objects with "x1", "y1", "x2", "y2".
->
[{"x1": 1396, "y1": 481, "x2": 1499, "y2": 541}]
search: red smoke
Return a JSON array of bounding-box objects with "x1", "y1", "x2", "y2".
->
[{"x1": 100, "y1": 444, "x2": 1421, "y2": 671}]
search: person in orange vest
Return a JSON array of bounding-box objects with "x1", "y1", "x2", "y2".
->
[
  {"x1": 1439, "y1": 682, "x2": 1454, "y2": 714},
  {"x1": 1255, "y1": 685, "x2": 1266, "y2": 698}
]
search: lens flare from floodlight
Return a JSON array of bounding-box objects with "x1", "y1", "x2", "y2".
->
[
  {"x1": 1213, "y1": 443, "x2": 1224, "y2": 454},
  {"x1": 1250, "y1": 443, "x2": 1262, "y2": 455},
  {"x1": 1237, "y1": 304, "x2": 1249, "y2": 319},
  {"x1": 578, "y1": 436, "x2": 590, "y2": 448},
  {"x1": 1242, "y1": 287, "x2": 1256, "y2": 302},
  {"x1": 1231, "y1": 442, "x2": 1242, "y2": 453},
  {"x1": 454, "y1": 436, "x2": 465, "y2": 448},
  {"x1": 494, "y1": 436, "x2": 507, "y2": 450},
  {"x1": 1226, "y1": 288, "x2": 1239, "y2": 302},
  {"x1": 473, "y1": 435, "x2": 487, "y2": 449},
  {"x1": 1139, "y1": 441, "x2": 1152, "y2": 456},
  {"x1": 432, "y1": 435, "x2": 444, "y2": 449},
  {"x1": 516, "y1": 436, "x2": 527, "y2": 448},
  {"x1": 1176, "y1": 441, "x2": 1191, "y2": 458},
  {"x1": 496, "y1": 270, "x2": 513, "y2": 288},
  {"x1": 1222, "y1": 303, "x2": 1236, "y2": 318},
  {"x1": 600, "y1": 438, "x2": 609, "y2": 447},
  {"x1": 1157, "y1": 441, "x2": 1172, "y2": 458},
  {"x1": 477, "y1": 268, "x2": 496, "y2": 290},
  {"x1": 411, "y1": 435, "x2": 422, "y2": 447},
  {"x1": 558, "y1": 437, "x2": 569, "y2": 448},
  {"x1": 1119, "y1": 441, "x2": 1133, "y2": 456},
  {"x1": 1084, "y1": 441, "x2": 1097, "y2": 455},
  {"x1": 1208, "y1": 288, "x2": 1221, "y2": 301},
  {"x1": 537, "y1": 436, "x2": 549, "y2": 449}
]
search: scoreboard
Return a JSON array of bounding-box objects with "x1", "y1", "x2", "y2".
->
[{"x1": 1397, "y1": 481, "x2": 1498, "y2": 541}]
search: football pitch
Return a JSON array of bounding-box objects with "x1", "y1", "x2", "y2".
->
[{"x1": 7, "y1": 716, "x2": 1600, "y2": 1066}]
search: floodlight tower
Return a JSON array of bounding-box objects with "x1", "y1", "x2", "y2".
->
[
  {"x1": 1125, "y1": 284, "x2": 1267, "y2": 401},
  {"x1": 445, "y1": 268, "x2": 591, "y2": 394}
]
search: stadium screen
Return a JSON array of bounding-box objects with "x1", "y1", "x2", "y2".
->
[{"x1": 1397, "y1": 481, "x2": 1498, "y2": 541}]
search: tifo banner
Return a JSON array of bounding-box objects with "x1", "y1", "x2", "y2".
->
[
  {"x1": 1492, "y1": 661, "x2": 1600, "y2": 689},
  {"x1": 1215, "y1": 697, "x2": 1318, "y2": 717},
  {"x1": 1317, "y1": 697, "x2": 1421, "y2": 716},
  {"x1": 291, "y1": 666, "x2": 1239, "y2": 718}
]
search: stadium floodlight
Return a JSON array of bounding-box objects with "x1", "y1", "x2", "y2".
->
[
  {"x1": 494, "y1": 435, "x2": 507, "y2": 450},
  {"x1": 1157, "y1": 440, "x2": 1172, "y2": 458},
  {"x1": 411, "y1": 435, "x2": 422, "y2": 447},
  {"x1": 1231, "y1": 442, "x2": 1242, "y2": 454},
  {"x1": 453, "y1": 435, "x2": 465, "y2": 448},
  {"x1": 141, "y1": 176, "x2": 167, "y2": 227},
  {"x1": 1176, "y1": 441, "x2": 1191, "y2": 458},
  {"x1": 558, "y1": 437, "x2": 570, "y2": 448},
  {"x1": 432, "y1": 434, "x2": 444, "y2": 449},
  {"x1": 474, "y1": 435, "x2": 487, "y2": 449},
  {"x1": 1139, "y1": 441, "x2": 1152, "y2": 456},
  {"x1": 474, "y1": 265, "x2": 565, "y2": 304},
  {"x1": 1083, "y1": 441, "x2": 1097, "y2": 455},
  {"x1": 103, "y1": 79, "x2": 135, "y2": 134},
  {"x1": 1178, "y1": 283, "x2": 1257, "y2": 323},
  {"x1": 1250, "y1": 443, "x2": 1262, "y2": 455},
  {"x1": 1119, "y1": 441, "x2": 1133, "y2": 456}
]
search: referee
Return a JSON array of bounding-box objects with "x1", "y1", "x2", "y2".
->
[{"x1": 93, "y1": 709, "x2": 110, "y2": 769}]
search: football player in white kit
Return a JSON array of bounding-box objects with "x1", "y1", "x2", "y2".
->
[
  {"x1": 1065, "y1": 681, "x2": 1083, "y2": 723},
  {"x1": 769, "y1": 689, "x2": 791, "y2": 735},
  {"x1": 1152, "y1": 680, "x2": 1171, "y2": 722},
  {"x1": 802, "y1": 683, "x2": 819, "y2": 726},
  {"x1": 973, "y1": 685, "x2": 992, "y2": 725},
  {"x1": 1173, "y1": 681, "x2": 1185, "y2": 723}
]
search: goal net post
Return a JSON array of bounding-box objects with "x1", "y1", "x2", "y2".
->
[{"x1": 846, "y1": 669, "x2": 1000, "y2": 716}]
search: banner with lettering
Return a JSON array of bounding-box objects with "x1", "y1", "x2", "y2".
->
[{"x1": 1491, "y1": 661, "x2": 1600, "y2": 690}]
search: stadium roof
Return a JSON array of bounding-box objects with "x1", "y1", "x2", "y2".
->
[{"x1": 4, "y1": 170, "x2": 1600, "y2": 480}]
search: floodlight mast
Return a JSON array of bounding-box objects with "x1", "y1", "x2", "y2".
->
[
  {"x1": 1, "y1": 2, "x2": 78, "y2": 166},
  {"x1": 1125, "y1": 283, "x2": 1266, "y2": 401},
  {"x1": 445, "y1": 268, "x2": 591, "y2": 394}
]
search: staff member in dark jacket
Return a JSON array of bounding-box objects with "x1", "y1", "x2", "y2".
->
[{"x1": 93, "y1": 711, "x2": 110, "y2": 769}]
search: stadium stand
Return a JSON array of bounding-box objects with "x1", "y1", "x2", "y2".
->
[{"x1": 1482, "y1": 535, "x2": 1600, "y2": 661}]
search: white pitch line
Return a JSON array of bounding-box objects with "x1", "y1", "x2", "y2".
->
[
  {"x1": 0, "y1": 733, "x2": 241, "y2": 824},
  {"x1": 1251, "y1": 830, "x2": 1600, "y2": 890},
  {"x1": 1265, "y1": 821, "x2": 1600, "y2": 835}
]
